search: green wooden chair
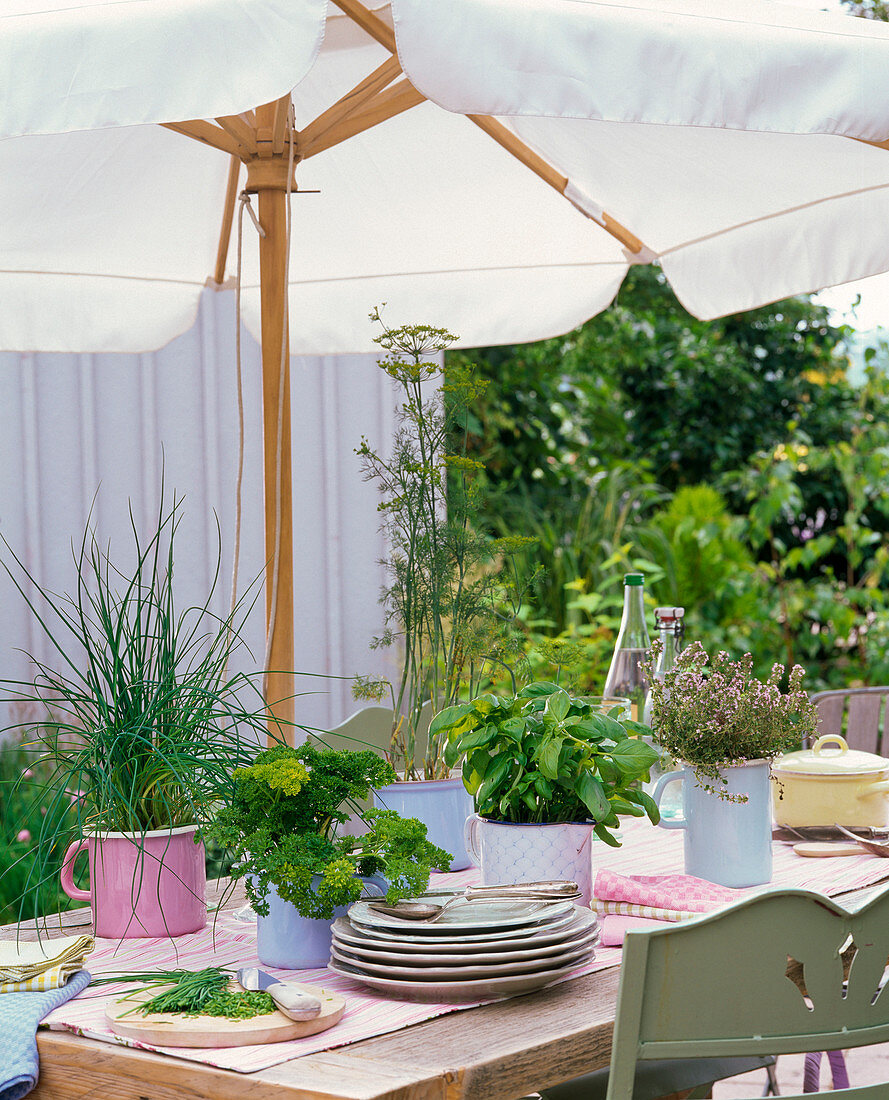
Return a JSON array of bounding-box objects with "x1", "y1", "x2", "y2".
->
[
  {"x1": 808, "y1": 687, "x2": 889, "y2": 754},
  {"x1": 532, "y1": 884, "x2": 889, "y2": 1099},
  {"x1": 316, "y1": 702, "x2": 433, "y2": 762}
]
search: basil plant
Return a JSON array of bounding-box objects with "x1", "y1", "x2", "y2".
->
[{"x1": 436, "y1": 682, "x2": 660, "y2": 846}]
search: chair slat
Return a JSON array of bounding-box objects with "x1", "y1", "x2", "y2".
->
[
  {"x1": 815, "y1": 695, "x2": 845, "y2": 739},
  {"x1": 846, "y1": 694, "x2": 883, "y2": 755}
]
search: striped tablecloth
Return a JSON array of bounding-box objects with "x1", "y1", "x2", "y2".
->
[
  {"x1": 35, "y1": 818, "x2": 889, "y2": 1074},
  {"x1": 36, "y1": 865, "x2": 610, "y2": 1074}
]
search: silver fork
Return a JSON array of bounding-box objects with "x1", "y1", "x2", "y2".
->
[{"x1": 833, "y1": 823, "x2": 889, "y2": 857}]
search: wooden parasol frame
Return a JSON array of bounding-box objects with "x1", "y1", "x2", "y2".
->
[{"x1": 160, "y1": 0, "x2": 651, "y2": 738}]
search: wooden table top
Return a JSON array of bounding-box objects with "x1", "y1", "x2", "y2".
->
[
  {"x1": 17, "y1": 821, "x2": 889, "y2": 1100},
  {"x1": 10, "y1": 880, "x2": 618, "y2": 1100}
]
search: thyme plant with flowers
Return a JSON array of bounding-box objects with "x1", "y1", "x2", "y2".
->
[{"x1": 645, "y1": 641, "x2": 817, "y2": 796}]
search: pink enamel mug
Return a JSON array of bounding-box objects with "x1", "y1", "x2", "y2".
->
[{"x1": 60, "y1": 824, "x2": 207, "y2": 938}]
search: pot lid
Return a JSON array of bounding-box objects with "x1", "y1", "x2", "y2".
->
[{"x1": 773, "y1": 735, "x2": 889, "y2": 776}]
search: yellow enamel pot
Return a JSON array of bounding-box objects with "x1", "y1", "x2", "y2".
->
[{"x1": 771, "y1": 735, "x2": 889, "y2": 828}]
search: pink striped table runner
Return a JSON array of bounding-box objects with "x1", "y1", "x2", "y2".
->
[
  {"x1": 34, "y1": 819, "x2": 889, "y2": 1073},
  {"x1": 36, "y1": 865, "x2": 613, "y2": 1074}
]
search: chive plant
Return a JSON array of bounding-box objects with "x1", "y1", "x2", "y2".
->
[{"x1": 1, "y1": 492, "x2": 281, "y2": 916}]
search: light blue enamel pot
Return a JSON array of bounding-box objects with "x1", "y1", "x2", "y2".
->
[
  {"x1": 256, "y1": 873, "x2": 388, "y2": 969},
  {"x1": 373, "y1": 776, "x2": 473, "y2": 870},
  {"x1": 652, "y1": 760, "x2": 773, "y2": 888}
]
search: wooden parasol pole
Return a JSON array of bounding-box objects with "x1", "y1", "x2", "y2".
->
[{"x1": 247, "y1": 99, "x2": 297, "y2": 740}]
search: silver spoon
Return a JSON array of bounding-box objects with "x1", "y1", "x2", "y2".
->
[
  {"x1": 367, "y1": 883, "x2": 581, "y2": 922},
  {"x1": 833, "y1": 823, "x2": 889, "y2": 858}
]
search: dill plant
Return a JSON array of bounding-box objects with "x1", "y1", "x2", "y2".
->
[{"x1": 354, "y1": 310, "x2": 535, "y2": 779}]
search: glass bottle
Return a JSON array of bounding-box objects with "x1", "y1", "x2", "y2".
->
[
  {"x1": 642, "y1": 606, "x2": 685, "y2": 817},
  {"x1": 604, "y1": 573, "x2": 651, "y2": 720},
  {"x1": 641, "y1": 606, "x2": 685, "y2": 727}
]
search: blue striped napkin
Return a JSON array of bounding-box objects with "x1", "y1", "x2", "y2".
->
[{"x1": 0, "y1": 969, "x2": 92, "y2": 1100}]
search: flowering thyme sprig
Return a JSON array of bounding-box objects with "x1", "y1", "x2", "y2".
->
[{"x1": 645, "y1": 641, "x2": 817, "y2": 796}]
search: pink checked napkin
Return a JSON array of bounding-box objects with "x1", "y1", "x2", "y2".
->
[{"x1": 594, "y1": 870, "x2": 744, "y2": 945}]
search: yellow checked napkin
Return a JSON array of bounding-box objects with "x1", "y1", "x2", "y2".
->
[{"x1": 0, "y1": 935, "x2": 94, "y2": 993}]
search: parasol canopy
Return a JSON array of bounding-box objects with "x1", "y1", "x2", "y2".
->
[{"x1": 3, "y1": 0, "x2": 889, "y2": 725}]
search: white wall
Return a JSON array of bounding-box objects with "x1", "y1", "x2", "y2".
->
[{"x1": 0, "y1": 286, "x2": 399, "y2": 739}]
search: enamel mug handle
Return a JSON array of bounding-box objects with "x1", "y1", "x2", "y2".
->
[
  {"x1": 652, "y1": 772, "x2": 686, "y2": 830},
  {"x1": 60, "y1": 839, "x2": 91, "y2": 902},
  {"x1": 464, "y1": 813, "x2": 482, "y2": 866}
]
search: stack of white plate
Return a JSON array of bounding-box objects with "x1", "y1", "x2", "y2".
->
[{"x1": 328, "y1": 896, "x2": 598, "y2": 1001}]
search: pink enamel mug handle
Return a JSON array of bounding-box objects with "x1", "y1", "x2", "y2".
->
[{"x1": 60, "y1": 839, "x2": 91, "y2": 902}]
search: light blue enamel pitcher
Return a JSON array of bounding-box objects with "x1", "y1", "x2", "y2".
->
[{"x1": 652, "y1": 760, "x2": 773, "y2": 888}]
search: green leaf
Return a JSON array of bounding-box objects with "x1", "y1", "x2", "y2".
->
[
  {"x1": 533, "y1": 775, "x2": 553, "y2": 799},
  {"x1": 636, "y1": 789, "x2": 661, "y2": 824},
  {"x1": 569, "y1": 716, "x2": 608, "y2": 740},
  {"x1": 518, "y1": 681, "x2": 561, "y2": 698},
  {"x1": 610, "y1": 737, "x2": 659, "y2": 778},
  {"x1": 609, "y1": 797, "x2": 645, "y2": 817},
  {"x1": 472, "y1": 695, "x2": 502, "y2": 716},
  {"x1": 501, "y1": 717, "x2": 529, "y2": 738},
  {"x1": 545, "y1": 689, "x2": 571, "y2": 722},
  {"x1": 593, "y1": 822, "x2": 621, "y2": 848},
  {"x1": 429, "y1": 704, "x2": 476, "y2": 739},
  {"x1": 456, "y1": 724, "x2": 497, "y2": 753},
  {"x1": 475, "y1": 756, "x2": 512, "y2": 807},
  {"x1": 461, "y1": 760, "x2": 483, "y2": 796},
  {"x1": 576, "y1": 772, "x2": 610, "y2": 820},
  {"x1": 538, "y1": 737, "x2": 563, "y2": 780},
  {"x1": 521, "y1": 789, "x2": 539, "y2": 813}
]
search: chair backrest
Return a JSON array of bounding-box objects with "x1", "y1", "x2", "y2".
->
[
  {"x1": 808, "y1": 687, "x2": 889, "y2": 754},
  {"x1": 311, "y1": 702, "x2": 433, "y2": 765},
  {"x1": 606, "y1": 884, "x2": 889, "y2": 1100}
]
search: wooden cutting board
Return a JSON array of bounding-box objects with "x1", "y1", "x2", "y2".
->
[{"x1": 105, "y1": 983, "x2": 345, "y2": 1048}]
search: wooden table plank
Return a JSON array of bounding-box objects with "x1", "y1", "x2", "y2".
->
[
  {"x1": 334, "y1": 971, "x2": 620, "y2": 1100},
  {"x1": 29, "y1": 968, "x2": 619, "y2": 1100},
  {"x1": 32, "y1": 1031, "x2": 454, "y2": 1100}
]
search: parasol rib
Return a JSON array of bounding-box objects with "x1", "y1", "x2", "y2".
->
[
  {"x1": 162, "y1": 120, "x2": 242, "y2": 158},
  {"x1": 331, "y1": 0, "x2": 396, "y2": 52},
  {"x1": 215, "y1": 114, "x2": 259, "y2": 154},
  {"x1": 299, "y1": 55, "x2": 403, "y2": 151},
  {"x1": 300, "y1": 79, "x2": 426, "y2": 159},
  {"x1": 270, "y1": 94, "x2": 294, "y2": 155},
  {"x1": 214, "y1": 156, "x2": 242, "y2": 285},
  {"x1": 331, "y1": 0, "x2": 649, "y2": 256}
]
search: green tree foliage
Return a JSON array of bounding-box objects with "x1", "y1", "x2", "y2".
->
[
  {"x1": 454, "y1": 268, "x2": 851, "y2": 636},
  {"x1": 841, "y1": 1, "x2": 889, "y2": 19},
  {"x1": 451, "y1": 263, "x2": 889, "y2": 690},
  {"x1": 459, "y1": 267, "x2": 848, "y2": 495}
]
